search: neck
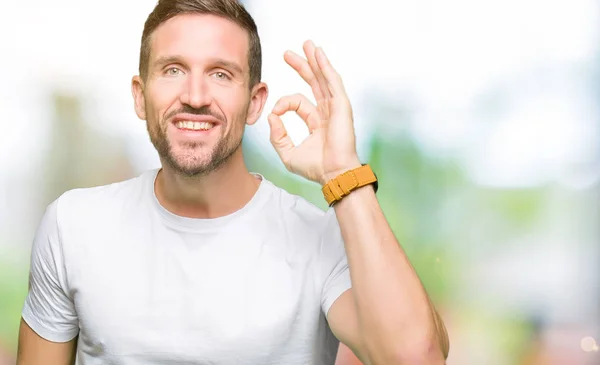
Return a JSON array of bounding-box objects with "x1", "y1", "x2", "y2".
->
[{"x1": 154, "y1": 148, "x2": 261, "y2": 219}]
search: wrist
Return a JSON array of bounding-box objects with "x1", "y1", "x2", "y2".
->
[
  {"x1": 320, "y1": 163, "x2": 379, "y2": 206},
  {"x1": 320, "y1": 158, "x2": 362, "y2": 185}
]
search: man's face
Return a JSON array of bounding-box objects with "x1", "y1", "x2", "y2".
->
[{"x1": 132, "y1": 14, "x2": 267, "y2": 176}]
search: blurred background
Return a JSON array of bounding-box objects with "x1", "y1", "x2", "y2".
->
[{"x1": 1, "y1": 0, "x2": 599, "y2": 364}]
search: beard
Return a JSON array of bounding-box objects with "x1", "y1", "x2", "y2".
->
[{"x1": 147, "y1": 105, "x2": 246, "y2": 178}]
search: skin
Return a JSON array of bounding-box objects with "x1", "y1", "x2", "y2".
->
[
  {"x1": 17, "y1": 12, "x2": 449, "y2": 365},
  {"x1": 132, "y1": 14, "x2": 269, "y2": 219},
  {"x1": 269, "y1": 41, "x2": 449, "y2": 365}
]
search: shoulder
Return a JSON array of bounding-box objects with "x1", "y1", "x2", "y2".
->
[
  {"x1": 53, "y1": 170, "x2": 154, "y2": 225},
  {"x1": 264, "y1": 179, "x2": 326, "y2": 216},
  {"x1": 30, "y1": 170, "x2": 154, "y2": 263},
  {"x1": 260, "y1": 177, "x2": 339, "y2": 234}
]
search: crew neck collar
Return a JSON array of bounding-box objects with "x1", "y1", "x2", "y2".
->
[{"x1": 146, "y1": 169, "x2": 272, "y2": 233}]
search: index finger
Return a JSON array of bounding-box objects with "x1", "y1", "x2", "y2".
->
[{"x1": 272, "y1": 93, "x2": 321, "y2": 132}]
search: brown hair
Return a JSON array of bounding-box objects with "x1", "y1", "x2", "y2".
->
[{"x1": 139, "y1": 0, "x2": 262, "y2": 87}]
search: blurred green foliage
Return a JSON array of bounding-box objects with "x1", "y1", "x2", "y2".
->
[{"x1": 0, "y1": 258, "x2": 28, "y2": 353}]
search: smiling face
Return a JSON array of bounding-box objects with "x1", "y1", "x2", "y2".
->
[{"x1": 132, "y1": 13, "x2": 267, "y2": 177}]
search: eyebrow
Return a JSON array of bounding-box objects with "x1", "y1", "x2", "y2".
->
[
  {"x1": 211, "y1": 59, "x2": 244, "y2": 75},
  {"x1": 152, "y1": 55, "x2": 244, "y2": 75},
  {"x1": 153, "y1": 55, "x2": 184, "y2": 69}
]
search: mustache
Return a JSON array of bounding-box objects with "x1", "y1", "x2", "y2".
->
[{"x1": 165, "y1": 105, "x2": 225, "y2": 123}]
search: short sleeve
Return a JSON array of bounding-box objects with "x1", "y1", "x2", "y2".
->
[
  {"x1": 22, "y1": 198, "x2": 79, "y2": 342},
  {"x1": 319, "y1": 209, "x2": 352, "y2": 318}
]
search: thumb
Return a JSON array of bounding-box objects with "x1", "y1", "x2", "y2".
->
[{"x1": 267, "y1": 113, "x2": 294, "y2": 160}]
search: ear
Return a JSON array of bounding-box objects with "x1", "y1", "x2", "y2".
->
[
  {"x1": 131, "y1": 75, "x2": 147, "y2": 120},
  {"x1": 245, "y1": 82, "x2": 269, "y2": 126}
]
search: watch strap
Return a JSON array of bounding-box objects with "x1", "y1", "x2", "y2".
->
[{"x1": 322, "y1": 164, "x2": 378, "y2": 206}]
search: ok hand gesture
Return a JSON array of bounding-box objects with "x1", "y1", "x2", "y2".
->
[{"x1": 268, "y1": 40, "x2": 361, "y2": 185}]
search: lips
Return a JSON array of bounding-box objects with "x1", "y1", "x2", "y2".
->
[
  {"x1": 171, "y1": 113, "x2": 222, "y2": 132},
  {"x1": 174, "y1": 120, "x2": 214, "y2": 131}
]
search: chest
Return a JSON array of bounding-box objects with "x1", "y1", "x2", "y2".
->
[{"x1": 69, "y1": 227, "x2": 322, "y2": 363}]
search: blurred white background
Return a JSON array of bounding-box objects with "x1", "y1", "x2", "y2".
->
[{"x1": 0, "y1": 1, "x2": 599, "y2": 364}]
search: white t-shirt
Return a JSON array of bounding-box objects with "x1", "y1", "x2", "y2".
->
[{"x1": 22, "y1": 169, "x2": 352, "y2": 365}]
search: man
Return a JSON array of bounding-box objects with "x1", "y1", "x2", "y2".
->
[{"x1": 17, "y1": 0, "x2": 449, "y2": 364}]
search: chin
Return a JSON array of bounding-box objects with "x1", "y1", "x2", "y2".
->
[
  {"x1": 160, "y1": 145, "x2": 209, "y2": 175},
  {"x1": 171, "y1": 157, "x2": 215, "y2": 177},
  {"x1": 162, "y1": 137, "x2": 240, "y2": 177}
]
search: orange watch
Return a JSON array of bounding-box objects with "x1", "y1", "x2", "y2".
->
[{"x1": 321, "y1": 164, "x2": 378, "y2": 206}]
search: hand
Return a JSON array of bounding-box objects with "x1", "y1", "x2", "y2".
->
[{"x1": 268, "y1": 40, "x2": 362, "y2": 186}]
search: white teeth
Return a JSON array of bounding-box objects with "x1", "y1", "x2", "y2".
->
[{"x1": 175, "y1": 121, "x2": 214, "y2": 131}]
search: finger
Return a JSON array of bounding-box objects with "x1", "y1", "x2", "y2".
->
[
  {"x1": 315, "y1": 47, "x2": 348, "y2": 99},
  {"x1": 303, "y1": 40, "x2": 332, "y2": 99},
  {"x1": 267, "y1": 112, "x2": 294, "y2": 162},
  {"x1": 271, "y1": 94, "x2": 321, "y2": 132},
  {"x1": 284, "y1": 50, "x2": 325, "y2": 102}
]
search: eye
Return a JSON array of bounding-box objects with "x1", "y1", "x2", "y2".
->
[
  {"x1": 213, "y1": 71, "x2": 230, "y2": 80},
  {"x1": 165, "y1": 67, "x2": 183, "y2": 76}
]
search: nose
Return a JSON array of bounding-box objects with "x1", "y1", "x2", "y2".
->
[{"x1": 179, "y1": 72, "x2": 212, "y2": 109}]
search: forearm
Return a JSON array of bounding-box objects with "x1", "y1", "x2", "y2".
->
[{"x1": 333, "y1": 185, "x2": 447, "y2": 364}]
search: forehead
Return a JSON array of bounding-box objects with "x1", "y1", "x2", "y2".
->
[{"x1": 149, "y1": 13, "x2": 249, "y2": 69}]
